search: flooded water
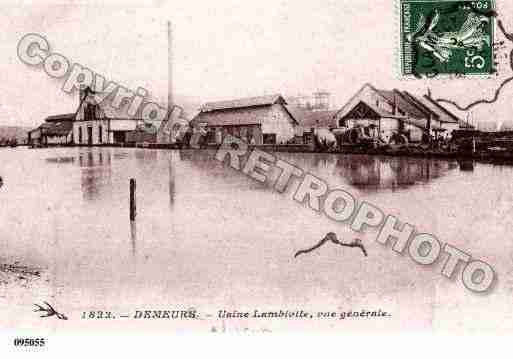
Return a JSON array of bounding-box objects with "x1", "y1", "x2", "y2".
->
[{"x1": 1, "y1": 147, "x2": 513, "y2": 331}]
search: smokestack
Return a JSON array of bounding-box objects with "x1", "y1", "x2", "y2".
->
[{"x1": 168, "y1": 20, "x2": 173, "y2": 110}]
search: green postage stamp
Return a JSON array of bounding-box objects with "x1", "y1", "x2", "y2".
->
[{"x1": 401, "y1": 0, "x2": 496, "y2": 76}]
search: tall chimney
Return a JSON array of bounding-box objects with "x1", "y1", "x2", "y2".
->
[{"x1": 168, "y1": 20, "x2": 173, "y2": 111}]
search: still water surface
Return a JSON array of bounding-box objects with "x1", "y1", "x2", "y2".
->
[{"x1": 1, "y1": 147, "x2": 512, "y2": 331}]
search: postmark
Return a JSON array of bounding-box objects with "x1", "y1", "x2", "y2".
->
[{"x1": 401, "y1": 0, "x2": 496, "y2": 77}]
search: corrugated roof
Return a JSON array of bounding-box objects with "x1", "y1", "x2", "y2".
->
[{"x1": 200, "y1": 94, "x2": 286, "y2": 112}]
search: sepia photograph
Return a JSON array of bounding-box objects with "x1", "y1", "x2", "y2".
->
[{"x1": 1, "y1": 0, "x2": 513, "y2": 355}]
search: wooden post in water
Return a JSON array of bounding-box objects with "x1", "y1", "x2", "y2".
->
[{"x1": 130, "y1": 178, "x2": 136, "y2": 221}]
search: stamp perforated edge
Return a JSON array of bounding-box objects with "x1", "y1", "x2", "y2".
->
[{"x1": 395, "y1": 0, "x2": 498, "y2": 81}]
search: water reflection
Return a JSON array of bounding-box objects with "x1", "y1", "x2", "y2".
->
[
  {"x1": 11, "y1": 147, "x2": 513, "y2": 327},
  {"x1": 135, "y1": 149, "x2": 158, "y2": 163},
  {"x1": 78, "y1": 149, "x2": 112, "y2": 201},
  {"x1": 179, "y1": 149, "x2": 268, "y2": 191},
  {"x1": 45, "y1": 156, "x2": 75, "y2": 164},
  {"x1": 130, "y1": 220, "x2": 137, "y2": 256},
  {"x1": 179, "y1": 150, "x2": 458, "y2": 193},
  {"x1": 179, "y1": 149, "x2": 217, "y2": 164},
  {"x1": 48, "y1": 149, "x2": 461, "y2": 200},
  {"x1": 334, "y1": 155, "x2": 457, "y2": 191},
  {"x1": 169, "y1": 154, "x2": 175, "y2": 206},
  {"x1": 458, "y1": 160, "x2": 475, "y2": 172}
]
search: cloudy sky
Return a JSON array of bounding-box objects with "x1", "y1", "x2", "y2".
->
[{"x1": 1, "y1": 0, "x2": 513, "y2": 127}]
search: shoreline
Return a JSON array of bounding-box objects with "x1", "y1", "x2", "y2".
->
[{"x1": 15, "y1": 143, "x2": 513, "y2": 166}]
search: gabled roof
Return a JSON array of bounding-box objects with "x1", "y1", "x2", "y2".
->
[
  {"x1": 79, "y1": 90, "x2": 142, "y2": 120},
  {"x1": 335, "y1": 83, "x2": 462, "y2": 130},
  {"x1": 345, "y1": 101, "x2": 397, "y2": 119},
  {"x1": 335, "y1": 84, "x2": 404, "y2": 122},
  {"x1": 418, "y1": 95, "x2": 461, "y2": 124},
  {"x1": 334, "y1": 83, "x2": 385, "y2": 120},
  {"x1": 192, "y1": 106, "x2": 279, "y2": 127},
  {"x1": 285, "y1": 106, "x2": 338, "y2": 128},
  {"x1": 376, "y1": 89, "x2": 429, "y2": 120},
  {"x1": 400, "y1": 91, "x2": 436, "y2": 117},
  {"x1": 200, "y1": 94, "x2": 286, "y2": 113},
  {"x1": 41, "y1": 121, "x2": 73, "y2": 136},
  {"x1": 44, "y1": 113, "x2": 75, "y2": 122},
  {"x1": 191, "y1": 94, "x2": 298, "y2": 127}
]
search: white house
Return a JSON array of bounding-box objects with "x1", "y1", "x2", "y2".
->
[{"x1": 73, "y1": 88, "x2": 145, "y2": 145}]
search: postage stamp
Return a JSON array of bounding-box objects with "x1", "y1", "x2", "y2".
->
[{"x1": 401, "y1": 0, "x2": 496, "y2": 76}]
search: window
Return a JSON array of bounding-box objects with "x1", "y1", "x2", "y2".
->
[
  {"x1": 98, "y1": 125, "x2": 103, "y2": 144},
  {"x1": 263, "y1": 133, "x2": 276, "y2": 145},
  {"x1": 205, "y1": 128, "x2": 216, "y2": 144},
  {"x1": 85, "y1": 104, "x2": 95, "y2": 121},
  {"x1": 78, "y1": 127, "x2": 83, "y2": 144}
]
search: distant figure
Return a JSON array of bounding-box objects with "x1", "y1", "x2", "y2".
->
[
  {"x1": 294, "y1": 232, "x2": 367, "y2": 258},
  {"x1": 0, "y1": 176, "x2": 3, "y2": 190}
]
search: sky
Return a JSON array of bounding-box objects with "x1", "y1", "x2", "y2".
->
[{"x1": 1, "y1": 0, "x2": 513, "y2": 127}]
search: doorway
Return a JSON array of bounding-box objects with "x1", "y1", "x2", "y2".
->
[
  {"x1": 113, "y1": 131, "x2": 126, "y2": 144},
  {"x1": 87, "y1": 126, "x2": 93, "y2": 145}
]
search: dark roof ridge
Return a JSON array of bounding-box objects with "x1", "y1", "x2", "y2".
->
[
  {"x1": 400, "y1": 90, "x2": 436, "y2": 119},
  {"x1": 422, "y1": 95, "x2": 461, "y2": 123},
  {"x1": 201, "y1": 94, "x2": 286, "y2": 113}
]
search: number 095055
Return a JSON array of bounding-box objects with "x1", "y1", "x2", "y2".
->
[{"x1": 13, "y1": 338, "x2": 46, "y2": 347}]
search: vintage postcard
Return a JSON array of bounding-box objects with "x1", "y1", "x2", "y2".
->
[{"x1": 2, "y1": 0, "x2": 513, "y2": 353}]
